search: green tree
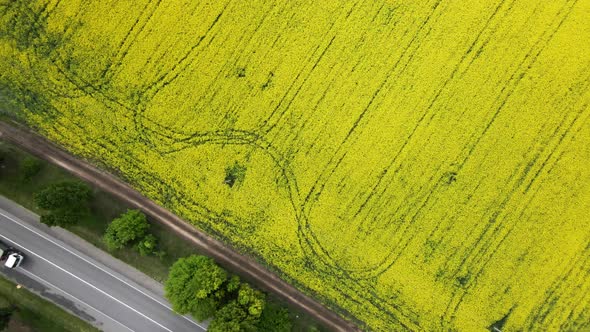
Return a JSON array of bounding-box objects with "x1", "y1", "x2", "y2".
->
[
  {"x1": 34, "y1": 181, "x2": 92, "y2": 228},
  {"x1": 164, "y1": 255, "x2": 228, "y2": 321},
  {"x1": 39, "y1": 209, "x2": 82, "y2": 227},
  {"x1": 209, "y1": 301, "x2": 258, "y2": 332},
  {"x1": 103, "y1": 210, "x2": 149, "y2": 251},
  {"x1": 0, "y1": 306, "x2": 14, "y2": 330},
  {"x1": 208, "y1": 282, "x2": 265, "y2": 331},
  {"x1": 136, "y1": 234, "x2": 158, "y2": 256},
  {"x1": 211, "y1": 274, "x2": 240, "y2": 303},
  {"x1": 237, "y1": 283, "x2": 265, "y2": 318},
  {"x1": 226, "y1": 275, "x2": 241, "y2": 293},
  {"x1": 34, "y1": 181, "x2": 92, "y2": 211},
  {"x1": 255, "y1": 302, "x2": 292, "y2": 332},
  {"x1": 20, "y1": 156, "x2": 43, "y2": 182}
]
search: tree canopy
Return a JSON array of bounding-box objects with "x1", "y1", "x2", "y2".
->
[
  {"x1": 19, "y1": 156, "x2": 43, "y2": 182},
  {"x1": 34, "y1": 181, "x2": 92, "y2": 227},
  {"x1": 103, "y1": 209, "x2": 149, "y2": 251},
  {"x1": 39, "y1": 208, "x2": 82, "y2": 227},
  {"x1": 255, "y1": 301, "x2": 292, "y2": 332},
  {"x1": 164, "y1": 255, "x2": 280, "y2": 329},
  {"x1": 165, "y1": 255, "x2": 228, "y2": 321},
  {"x1": 136, "y1": 233, "x2": 158, "y2": 256},
  {"x1": 237, "y1": 283, "x2": 265, "y2": 318},
  {"x1": 34, "y1": 181, "x2": 92, "y2": 211},
  {"x1": 208, "y1": 301, "x2": 257, "y2": 332}
]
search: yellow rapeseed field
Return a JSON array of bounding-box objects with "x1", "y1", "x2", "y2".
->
[{"x1": 1, "y1": 0, "x2": 589, "y2": 330}]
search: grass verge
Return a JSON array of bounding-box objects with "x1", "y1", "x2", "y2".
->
[
  {"x1": 0, "y1": 140, "x2": 198, "y2": 282},
  {"x1": 0, "y1": 275, "x2": 99, "y2": 332},
  {"x1": 0, "y1": 139, "x2": 327, "y2": 330}
]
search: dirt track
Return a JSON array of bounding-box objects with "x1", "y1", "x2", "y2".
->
[{"x1": 0, "y1": 120, "x2": 360, "y2": 332}]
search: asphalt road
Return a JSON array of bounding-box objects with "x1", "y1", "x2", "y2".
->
[
  {"x1": 0, "y1": 121, "x2": 358, "y2": 332},
  {"x1": 0, "y1": 199, "x2": 206, "y2": 332}
]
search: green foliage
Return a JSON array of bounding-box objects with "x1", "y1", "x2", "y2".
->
[
  {"x1": 255, "y1": 301, "x2": 292, "y2": 332},
  {"x1": 164, "y1": 255, "x2": 272, "y2": 327},
  {"x1": 34, "y1": 181, "x2": 92, "y2": 211},
  {"x1": 0, "y1": 306, "x2": 13, "y2": 330},
  {"x1": 226, "y1": 275, "x2": 241, "y2": 293},
  {"x1": 34, "y1": 181, "x2": 92, "y2": 228},
  {"x1": 20, "y1": 156, "x2": 43, "y2": 182},
  {"x1": 208, "y1": 282, "x2": 265, "y2": 331},
  {"x1": 39, "y1": 208, "x2": 83, "y2": 228},
  {"x1": 224, "y1": 162, "x2": 247, "y2": 188},
  {"x1": 103, "y1": 210, "x2": 149, "y2": 251},
  {"x1": 164, "y1": 255, "x2": 228, "y2": 321},
  {"x1": 136, "y1": 234, "x2": 158, "y2": 256},
  {"x1": 211, "y1": 274, "x2": 240, "y2": 303},
  {"x1": 4, "y1": 0, "x2": 590, "y2": 329},
  {"x1": 237, "y1": 283, "x2": 265, "y2": 318},
  {"x1": 209, "y1": 301, "x2": 258, "y2": 332},
  {"x1": 155, "y1": 249, "x2": 167, "y2": 260}
]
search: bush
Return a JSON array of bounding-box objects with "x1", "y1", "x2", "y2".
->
[
  {"x1": 136, "y1": 234, "x2": 158, "y2": 256},
  {"x1": 34, "y1": 181, "x2": 92, "y2": 211},
  {"x1": 103, "y1": 210, "x2": 149, "y2": 251},
  {"x1": 224, "y1": 162, "x2": 247, "y2": 188},
  {"x1": 34, "y1": 181, "x2": 92, "y2": 228},
  {"x1": 20, "y1": 157, "x2": 43, "y2": 182},
  {"x1": 39, "y1": 209, "x2": 83, "y2": 228}
]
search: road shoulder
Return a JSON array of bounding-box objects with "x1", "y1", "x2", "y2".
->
[{"x1": 0, "y1": 195, "x2": 166, "y2": 299}]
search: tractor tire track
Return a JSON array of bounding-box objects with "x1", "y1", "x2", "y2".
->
[{"x1": 0, "y1": 120, "x2": 360, "y2": 332}]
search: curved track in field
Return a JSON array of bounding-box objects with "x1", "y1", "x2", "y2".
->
[
  {"x1": 34, "y1": 44, "x2": 425, "y2": 328},
  {"x1": 4, "y1": 0, "x2": 589, "y2": 330},
  {"x1": 0, "y1": 120, "x2": 361, "y2": 332}
]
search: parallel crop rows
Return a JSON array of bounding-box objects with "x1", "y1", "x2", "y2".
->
[{"x1": 1, "y1": 0, "x2": 589, "y2": 330}]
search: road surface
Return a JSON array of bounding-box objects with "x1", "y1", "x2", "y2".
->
[
  {"x1": 0, "y1": 120, "x2": 358, "y2": 331},
  {"x1": 0, "y1": 198, "x2": 206, "y2": 332}
]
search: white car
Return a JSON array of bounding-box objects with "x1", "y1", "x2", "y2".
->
[{"x1": 4, "y1": 252, "x2": 24, "y2": 269}]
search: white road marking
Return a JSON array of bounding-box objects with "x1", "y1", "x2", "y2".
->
[
  {"x1": 0, "y1": 208, "x2": 205, "y2": 330},
  {"x1": 0, "y1": 232, "x2": 175, "y2": 332},
  {"x1": 19, "y1": 269, "x2": 136, "y2": 332}
]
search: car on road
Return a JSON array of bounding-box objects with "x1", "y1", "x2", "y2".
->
[
  {"x1": 0, "y1": 240, "x2": 24, "y2": 269},
  {"x1": 4, "y1": 252, "x2": 24, "y2": 269}
]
